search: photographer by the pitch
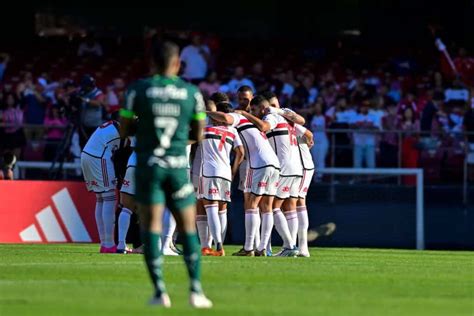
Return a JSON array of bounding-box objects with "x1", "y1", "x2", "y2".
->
[{"x1": 77, "y1": 75, "x2": 106, "y2": 148}]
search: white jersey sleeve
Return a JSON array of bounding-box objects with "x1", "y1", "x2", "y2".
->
[
  {"x1": 294, "y1": 123, "x2": 307, "y2": 137},
  {"x1": 227, "y1": 112, "x2": 240, "y2": 128},
  {"x1": 263, "y1": 114, "x2": 279, "y2": 130},
  {"x1": 233, "y1": 132, "x2": 242, "y2": 149}
]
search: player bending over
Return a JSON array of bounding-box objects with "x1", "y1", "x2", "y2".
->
[{"x1": 81, "y1": 120, "x2": 133, "y2": 253}]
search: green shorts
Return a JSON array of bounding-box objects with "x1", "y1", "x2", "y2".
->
[{"x1": 135, "y1": 162, "x2": 196, "y2": 211}]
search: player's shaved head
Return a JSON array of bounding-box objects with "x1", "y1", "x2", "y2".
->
[
  {"x1": 153, "y1": 41, "x2": 180, "y2": 74},
  {"x1": 262, "y1": 91, "x2": 280, "y2": 108},
  {"x1": 237, "y1": 85, "x2": 253, "y2": 112},
  {"x1": 237, "y1": 85, "x2": 253, "y2": 94},
  {"x1": 250, "y1": 95, "x2": 269, "y2": 118}
]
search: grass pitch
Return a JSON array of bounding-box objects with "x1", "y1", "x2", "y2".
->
[{"x1": 0, "y1": 244, "x2": 472, "y2": 316}]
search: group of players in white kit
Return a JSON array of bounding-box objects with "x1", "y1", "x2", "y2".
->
[{"x1": 81, "y1": 85, "x2": 316, "y2": 257}]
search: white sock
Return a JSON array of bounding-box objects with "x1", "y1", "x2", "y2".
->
[
  {"x1": 117, "y1": 207, "x2": 132, "y2": 250},
  {"x1": 244, "y1": 209, "x2": 259, "y2": 251},
  {"x1": 273, "y1": 208, "x2": 294, "y2": 248},
  {"x1": 254, "y1": 209, "x2": 261, "y2": 249},
  {"x1": 258, "y1": 212, "x2": 274, "y2": 251},
  {"x1": 285, "y1": 210, "x2": 298, "y2": 246},
  {"x1": 94, "y1": 195, "x2": 105, "y2": 246},
  {"x1": 297, "y1": 206, "x2": 309, "y2": 253},
  {"x1": 196, "y1": 215, "x2": 211, "y2": 248},
  {"x1": 101, "y1": 192, "x2": 117, "y2": 248},
  {"x1": 161, "y1": 208, "x2": 176, "y2": 250},
  {"x1": 205, "y1": 204, "x2": 222, "y2": 246},
  {"x1": 218, "y1": 209, "x2": 227, "y2": 242}
]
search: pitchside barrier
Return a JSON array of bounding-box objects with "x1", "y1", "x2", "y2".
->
[
  {"x1": 318, "y1": 168, "x2": 424, "y2": 250},
  {"x1": 0, "y1": 181, "x2": 97, "y2": 243},
  {"x1": 7, "y1": 162, "x2": 426, "y2": 249}
]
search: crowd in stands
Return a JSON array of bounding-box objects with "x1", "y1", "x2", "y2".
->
[{"x1": 0, "y1": 31, "x2": 473, "y2": 183}]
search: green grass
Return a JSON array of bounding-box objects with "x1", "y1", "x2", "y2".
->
[{"x1": 0, "y1": 245, "x2": 472, "y2": 316}]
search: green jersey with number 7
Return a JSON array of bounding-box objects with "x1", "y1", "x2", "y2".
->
[
  {"x1": 120, "y1": 75, "x2": 205, "y2": 206},
  {"x1": 123, "y1": 75, "x2": 205, "y2": 162}
]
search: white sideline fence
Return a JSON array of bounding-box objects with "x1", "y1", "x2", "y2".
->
[
  {"x1": 13, "y1": 162, "x2": 425, "y2": 250},
  {"x1": 14, "y1": 161, "x2": 82, "y2": 180},
  {"x1": 318, "y1": 168, "x2": 424, "y2": 250}
]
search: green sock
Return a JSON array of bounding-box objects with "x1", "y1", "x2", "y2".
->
[
  {"x1": 182, "y1": 232, "x2": 203, "y2": 293},
  {"x1": 142, "y1": 231, "x2": 166, "y2": 297}
]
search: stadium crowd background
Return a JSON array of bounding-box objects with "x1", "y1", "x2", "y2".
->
[{"x1": 0, "y1": 24, "x2": 473, "y2": 184}]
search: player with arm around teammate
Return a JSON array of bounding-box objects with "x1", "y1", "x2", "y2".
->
[{"x1": 197, "y1": 101, "x2": 244, "y2": 256}]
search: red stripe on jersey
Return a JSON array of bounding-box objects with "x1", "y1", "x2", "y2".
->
[
  {"x1": 205, "y1": 127, "x2": 236, "y2": 139},
  {"x1": 275, "y1": 122, "x2": 289, "y2": 129},
  {"x1": 239, "y1": 119, "x2": 250, "y2": 125}
]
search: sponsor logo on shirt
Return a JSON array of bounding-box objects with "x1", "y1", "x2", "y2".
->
[
  {"x1": 258, "y1": 182, "x2": 267, "y2": 188},
  {"x1": 209, "y1": 188, "x2": 219, "y2": 194}
]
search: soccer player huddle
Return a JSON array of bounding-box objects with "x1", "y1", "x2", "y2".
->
[
  {"x1": 80, "y1": 41, "x2": 316, "y2": 308},
  {"x1": 196, "y1": 88, "x2": 315, "y2": 258}
]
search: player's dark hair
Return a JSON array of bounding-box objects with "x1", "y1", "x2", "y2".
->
[
  {"x1": 237, "y1": 85, "x2": 253, "y2": 94},
  {"x1": 261, "y1": 91, "x2": 277, "y2": 101},
  {"x1": 216, "y1": 101, "x2": 233, "y2": 113},
  {"x1": 209, "y1": 92, "x2": 229, "y2": 104},
  {"x1": 153, "y1": 41, "x2": 180, "y2": 71},
  {"x1": 250, "y1": 95, "x2": 267, "y2": 106}
]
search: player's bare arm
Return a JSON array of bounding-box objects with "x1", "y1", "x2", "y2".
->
[
  {"x1": 303, "y1": 129, "x2": 314, "y2": 148},
  {"x1": 268, "y1": 107, "x2": 305, "y2": 125},
  {"x1": 235, "y1": 110, "x2": 271, "y2": 132},
  {"x1": 281, "y1": 109, "x2": 305, "y2": 125},
  {"x1": 232, "y1": 145, "x2": 245, "y2": 180},
  {"x1": 206, "y1": 111, "x2": 234, "y2": 125},
  {"x1": 190, "y1": 118, "x2": 205, "y2": 142}
]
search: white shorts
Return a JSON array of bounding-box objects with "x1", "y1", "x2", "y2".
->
[
  {"x1": 238, "y1": 159, "x2": 249, "y2": 192},
  {"x1": 298, "y1": 169, "x2": 314, "y2": 198},
  {"x1": 198, "y1": 177, "x2": 231, "y2": 202},
  {"x1": 81, "y1": 152, "x2": 116, "y2": 193},
  {"x1": 276, "y1": 175, "x2": 302, "y2": 200},
  {"x1": 245, "y1": 166, "x2": 280, "y2": 196},
  {"x1": 120, "y1": 166, "x2": 135, "y2": 196}
]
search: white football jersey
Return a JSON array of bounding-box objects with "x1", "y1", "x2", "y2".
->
[
  {"x1": 199, "y1": 125, "x2": 242, "y2": 181},
  {"x1": 264, "y1": 114, "x2": 302, "y2": 176},
  {"x1": 295, "y1": 124, "x2": 315, "y2": 170},
  {"x1": 228, "y1": 113, "x2": 280, "y2": 170},
  {"x1": 127, "y1": 151, "x2": 137, "y2": 167},
  {"x1": 83, "y1": 121, "x2": 121, "y2": 158}
]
